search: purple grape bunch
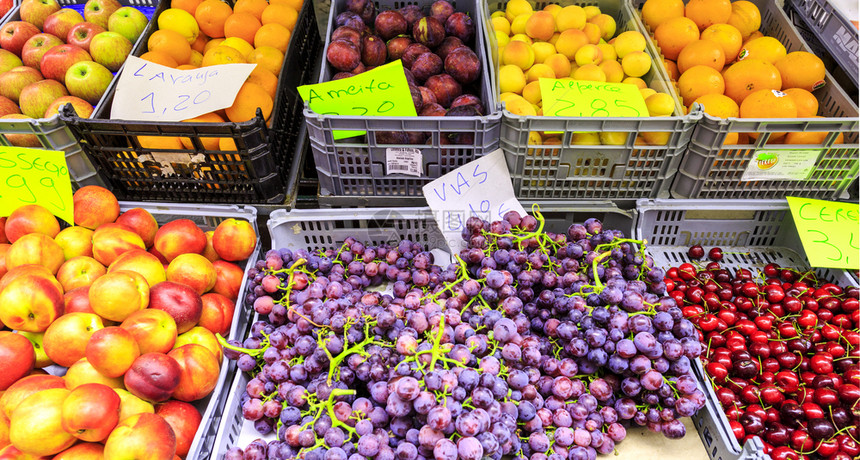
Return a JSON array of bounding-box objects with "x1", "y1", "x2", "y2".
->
[{"x1": 221, "y1": 208, "x2": 706, "y2": 460}]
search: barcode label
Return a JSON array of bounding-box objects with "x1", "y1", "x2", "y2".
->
[{"x1": 386, "y1": 148, "x2": 422, "y2": 177}]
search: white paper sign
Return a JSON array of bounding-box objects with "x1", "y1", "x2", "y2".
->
[
  {"x1": 111, "y1": 56, "x2": 256, "y2": 121},
  {"x1": 741, "y1": 149, "x2": 821, "y2": 181},
  {"x1": 423, "y1": 149, "x2": 526, "y2": 253}
]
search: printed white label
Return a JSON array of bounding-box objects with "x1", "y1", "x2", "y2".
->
[
  {"x1": 741, "y1": 149, "x2": 821, "y2": 181},
  {"x1": 385, "y1": 148, "x2": 422, "y2": 176}
]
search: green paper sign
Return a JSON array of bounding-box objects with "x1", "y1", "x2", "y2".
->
[
  {"x1": 298, "y1": 61, "x2": 417, "y2": 140},
  {"x1": 787, "y1": 196, "x2": 859, "y2": 270},
  {"x1": 0, "y1": 147, "x2": 74, "y2": 225},
  {"x1": 539, "y1": 78, "x2": 648, "y2": 118}
]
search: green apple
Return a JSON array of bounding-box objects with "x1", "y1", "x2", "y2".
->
[
  {"x1": 89, "y1": 31, "x2": 132, "y2": 72},
  {"x1": 83, "y1": 0, "x2": 122, "y2": 29},
  {"x1": 107, "y1": 6, "x2": 147, "y2": 43},
  {"x1": 65, "y1": 60, "x2": 113, "y2": 105}
]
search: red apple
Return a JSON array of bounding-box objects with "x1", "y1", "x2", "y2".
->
[
  {"x1": 0, "y1": 114, "x2": 39, "y2": 146},
  {"x1": 56, "y1": 256, "x2": 105, "y2": 291},
  {"x1": 0, "y1": 22, "x2": 41, "y2": 57},
  {"x1": 83, "y1": 0, "x2": 121, "y2": 29},
  {"x1": 21, "y1": 32, "x2": 62, "y2": 68},
  {"x1": 0, "y1": 48, "x2": 22, "y2": 75},
  {"x1": 174, "y1": 326, "x2": 222, "y2": 361},
  {"x1": 8, "y1": 388, "x2": 75, "y2": 456},
  {"x1": 44, "y1": 95, "x2": 93, "y2": 118},
  {"x1": 0, "y1": 65, "x2": 42, "y2": 103},
  {"x1": 4, "y1": 204, "x2": 60, "y2": 242},
  {"x1": 20, "y1": 0, "x2": 61, "y2": 30},
  {"x1": 43, "y1": 8, "x2": 85, "y2": 42},
  {"x1": 64, "y1": 286, "x2": 95, "y2": 315},
  {"x1": 166, "y1": 253, "x2": 216, "y2": 295},
  {"x1": 52, "y1": 442, "x2": 105, "y2": 460},
  {"x1": 66, "y1": 22, "x2": 104, "y2": 51},
  {"x1": 85, "y1": 326, "x2": 140, "y2": 378},
  {"x1": 120, "y1": 309, "x2": 177, "y2": 355},
  {"x1": 0, "y1": 0, "x2": 10, "y2": 17},
  {"x1": 43, "y1": 312, "x2": 104, "y2": 368},
  {"x1": 19, "y1": 79, "x2": 68, "y2": 119},
  {"x1": 91, "y1": 222, "x2": 146, "y2": 266},
  {"x1": 88, "y1": 30, "x2": 130, "y2": 72},
  {"x1": 0, "y1": 95, "x2": 19, "y2": 116},
  {"x1": 123, "y1": 353, "x2": 181, "y2": 403},
  {"x1": 199, "y1": 292, "x2": 235, "y2": 336},
  {"x1": 108, "y1": 248, "x2": 166, "y2": 287},
  {"x1": 39, "y1": 44, "x2": 91, "y2": 84},
  {"x1": 63, "y1": 358, "x2": 124, "y2": 390},
  {"x1": 89, "y1": 270, "x2": 149, "y2": 322},
  {"x1": 212, "y1": 260, "x2": 243, "y2": 301},
  {"x1": 149, "y1": 281, "x2": 203, "y2": 333},
  {"x1": 115, "y1": 208, "x2": 158, "y2": 248},
  {"x1": 0, "y1": 332, "x2": 36, "y2": 391},
  {"x1": 0, "y1": 271, "x2": 64, "y2": 333},
  {"x1": 0, "y1": 374, "x2": 65, "y2": 419},
  {"x1": 73, "y1": 185, "x2": 119, "y2": 229},
  {"x1": 167, "y1": 344, "x2": 219, "y2": 402},
  {"x1": 5, "y1": 233, "x2": 65, "y2": 274},
  {"x1": 154, "y1": 401, "x2": 201, "y2": 457},
  {"x1": 103, "y1": 413, "x2": 176, "y2": 460},
  {"x1": 54, "y1": 225, "x2": 94, "y2": 259},
  {"x1": 153, "y1": 219, "x2": 206, "y2": 262},
  {"x1": 212, "y1": 218, "x2": 256, "y2": 261},
  {"x1": 61, "y1": 383, "x2": 120, "y2": 442}
]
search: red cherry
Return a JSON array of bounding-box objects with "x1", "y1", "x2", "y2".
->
[{"x1": 708, "y1": 247, "x2": 723, "y2": 261}]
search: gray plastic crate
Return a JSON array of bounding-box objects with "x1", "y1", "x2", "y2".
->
[
  {"x1": 788, "y1": 0, "x2": 858, "y2": 88},
  {"x1": 121, "y1": 201, "x2": 262, "y2": 460},
  {"x1": 630, "y1": 0, "x2": 860, "y2": 200},
  {"x1": 487, "y1": 0, "x2": 700, "y2": 202},
  {"x1": 308, "y1": 0, "x2": 502, "y2": 199}
]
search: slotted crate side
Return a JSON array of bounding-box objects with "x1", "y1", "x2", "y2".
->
[
  {"x1": 788, "y1": 0, "x2": 858, "y2": 88},
  {"x1": 487, "y1": 0, "x2": 699, "y2": 201},
  {"x1": 60, "y1": 0, "x2": 322, "y2": 204},
  {"x1": 309, "y1": 0, "x2": 502, "y2": 198},
  {"x1": 628, "y1": 0, "x2": 860, "y2": 200}
]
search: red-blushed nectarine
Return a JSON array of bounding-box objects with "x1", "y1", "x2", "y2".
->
[
  {"x1": 167, "y1": 344, "x2": 220, "y2": 402},
  {"x1": 43, "y1": 312, "x2": 104, "y2": 368},
  {"x1": 0, "y1": 244, "x2": 9, "y2": 279},
  {"x1": 0, "y1": 271, "x2": 64, "y2": 333},
  {"x1": 73, "y1": 186, "x2": 119, "y2": 230},
  {"x1": 0, "y1": 443, "x2": 48, "y2": 460},
  {"x1": 166, "y1": 253, "x2": 217, "y2": 295},
  {"x1": 9, "y1": 388, "x2": 76, "y2": 456},
  {"x1": 0, "y1": 332, "x2": 36, "y2": 391},
  {"x1": 0, "y1": 374, "x2": 66, "y2": 420},
  {"x1": 212, "y1": 260, "x2": 243, "y2": 301},
  {"x1": 4, "y1": 204, "x2": 60, "y2": 242},
  {"x1": 0, "y1": 410, "x2": 9, "y2": 449},
  {"x1": 103, "y1": 413, "x2": 176, "y2": 460},
  {"x1": 123, "y1": 353, "x2": 181, "y2": 403},
  {"x1": 56, "y1": 256, "x2": 106, "y2": 291},
  {"x1": 120, "y1": 309, "x2": 177, "y2": 355},
  {"x1": 85, "y1": 327, "x2": 141, "y2": 378},
  {"x1": 54, "y1": 226, "x2": 94, "y2": 259},
  {"x1": 63, "y1": 358, "x2": 125, "y2": 390},
  {"x1": 91, "y1": 223, "x2": 146, "y2": 266},
  {"x1": 115, "y1": 207, "x2": 159, "y2": 248},
  {"x1": 174, "y1": 326, "x2": 222, "y2": 361},
  {"x1": 17, "y1": 331, "x2": 52, "y2": 368},
  {"x1": 5, "y1": 233, "x2": 65, "y2": 274},
  {"x1": 64, "y1": 286, "x2": 96, "y2": 315},
  {"x1": 61, "y1": 383, "x2": 120, "y2": 442},
  {"x1": 153, "y1": 219, "x2": 206, "y2": 262},
  {"x1": 89, "y1": 270, "x2": 150, "y2": 322},
  {"x1": 154, "y1": 400, "x2": 201, "y2": 457},
  {"x1": 212, "y1": 218, "x2": 256, "y2": 261},
  {"x1": 113, "y1": 388, "x2": 154, "y2": 423},
  {"x1": 108, "y1": 248, "x2": 167, "y2": 287},
  {"x1": 52, "y1": 442, "x2": 106, "y2": 460},
  {"x1": 201, "y1": 230, "x2": 219, "y2": 262},
  {"x1": 199, "y1": 292, "x2": 235, "y2": 336},
  {"x1": 149, "y1": 281, "x2": 203, "y2": 333}
]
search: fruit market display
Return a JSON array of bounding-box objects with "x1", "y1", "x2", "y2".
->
[
  {"x1": 641, "y1": 0, "x2": 839, "y2": 145},
  {"x1": 0, "y1": 186, "x2": 257, "y2": 459},
  {"x1": 323, "y1": 0, "x2": 486, "y2": 145},
  {"x1": 665, "y1": 247, "x2": 859, "y2": 460},
  {"x1": 136, "y1": 0, "x2": 305, "y2": 126},
  {"x1": 220, "y1": 210, "x2": 710, "y2": 460},
  {"x1": 488, "y1": 0, "x2": 679, "y2": 146},
  {"x1": 0, "y1": 0, "x2": 149, "y2": 128}
]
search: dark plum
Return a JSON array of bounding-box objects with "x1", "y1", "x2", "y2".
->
[
  {"x1": 426, "y1": 73, "x2": 462, "y2": 108},
  {"x1": 374, "y1": 11, "x2": 408, "y2": 41},
  {"x1": 411, "y1": 52, "x2": 443, "y2": 83},
  {"x1": 401, "y1": 43, "x2": 431, "y2": 70},
  {"x1": 375, "y1": 131, "x2": 409, "y2": 144},
  {"x1": 418, "y1": 86, "x2": 437, "y2": 106},
  {"x1": 429, "y1": 0, "x2": 455, "y2": 24},
  {"x1": 450, "y1": 94, "x2": 483, "y2": 114},
  {"x1": 331, "y1": 26, "x2": 363, "y2": 49},
  {"x1": 419, "y1": 102, "x2": 446, "y2": 116},
  {"x1": 332, "y1": 72, "x2": 354, "y2": 80},
  {"x1": 436, "y1": 36, "x2": 465, "y2": 60},
  {"x1": 445, "y1": 104, "x2": 479, "y2": 117},
  {"x1": 361, "y1": 35, "x2": 387, "y2": 66},
  {"x1": 444, "y1": 47, "x2": 480, "y2": 84},
  {"x1": 402, "y1": 68, "x2": 417, "y2": 86},
  {"x1": 386, "y1": 36, "x2": 413, "y2": 61},
  {"x1": 410, "y1": 84, "x2": 424, "y2": 112},
  {"x1": 350, "y1": 62, "x2": 366, "y2": 74},
  {"x1": 413, "y1": 17, "x2": 446, "y2": 48},
  {"x1": 336, "y1": 11, "x2": 365, "y2": 31},
  {"x1": 327, "y1": 39, "x2": 361, "y2": 72},
  {"x1": 345, "y1": 0, "x2": 375, "y2": 24},
  {"x1": 445, "y1": 12, "x2": 475, "y2": 44},
  {"x1": 405, "y1": 131, "x2": 427, "y2": 144},
  {"x1": 399, "y1": 5, "x2": 425, "y2": 28}
]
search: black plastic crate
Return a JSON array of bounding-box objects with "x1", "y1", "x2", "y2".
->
[{"x1": 59, "y1": 0, "x2": 322, "y2": 204}]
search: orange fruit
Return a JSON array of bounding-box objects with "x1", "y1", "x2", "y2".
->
[
  {"x1": 677, "y1": 39, "x2": 726, "y2": 74},
  {"x1": 270, "y1": 0, "x2": 302, "y2": 12},
  {"x1": 171, "y1": 0, "x2": 203, "y2": 16},
  {"x1": 685, "y1": 0, "x2": 731, "y2": 31},
  {"x1": 233, "y1": 0, "x2": 268, "y2": 20},
  {"x1": 782, "y1": 88, "x2": 819, "y2": 117},
  {"x1": 738, "y1": 36, "x2": 786, "y2": 64},
  {"x1": 693, "y1": 93, "x2": 739, "y2": 118},
  {"x1": 246, "y1": 66, "x2": 278, "y2": 98},
  {"x1": 204, "y1": 38, "x2": 225, "y2": 53},
  {"x1": 219, "y1": 137, "x2": 238, "y2": 151},
  {"x1": 723, "y1": 58, "x2": 782, "y2": 105},
  {"x1": 783, "y1": 118, "x2": 844, "y2": 144},
  {"x1": 201, "y1": 45, "x2": 247, "y2": 66},
  {"x1": 191, "y1": 33, "x2": 208, "y2": 53},
  {"x1": 701, "y1": 24, "x2": 743, "y2": 62},
  {"x1": 261, "y1": 4, "x2": 298, "y2": 31},
  {"x1": 225, "y1": 82, "x2": 273, "y2": 122},
  {"x1": 248, "y1": 46, "x2": 284, "y2": 75},
  {"x1": 641, "y1": 0, "x2": 684, "y2": 31},
  {"x1": 180, "y1": 112, "x2": 224, "y2": 150},
  {"x1": 140, "y1": 50, "x2": 179, "y2": 68},
  {"x1": 224, "y1": 12, "x2": 261, "y2": 45},
  {"x1": 654, "y1": 17, "x2": 699, "y2": 61},
  {"x1": 663, "y1": 59, "x2": 679, "y2": 80},
  {"x1": 138, "y1": 135, "x2": 184, "y2": 150},
  {"x1": 774, "y1": 51, "x2": 826, "y2": 91},
  {"x1": 148, "y1": 29, "x2": 193, "y2": 66},
  {"x1": 195, "y1": 0, "x2": 233, "y2": 38},
  {"x1": 525, "y1": 11, "x2": 555, "y2": 42},
  {"x1": 739, "y1": 89, "x2": 797, "y2": 140},
  {"x1": 177, "y1": 64, "x2": 198, "y2": 70},
  {"x1": 188, "y1": 49, "x2": 203, "y2": 66},
  {"x1": 678, "y1": 65, "x2": 725, "y2": 106},
  {"x1": 255, "y1": 23, "x2": 291, "y2": 53},
  {"x1": 728, "y1": 1, "x2": 762, "y2": 38}
]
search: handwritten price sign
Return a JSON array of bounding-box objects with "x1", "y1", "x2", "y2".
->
[
  {"x1": 298, "y1": 61, "x2": 417, "y2": 140},
  {"x1": 111, "y1": 56, "x2": 256, "y2": 122},
  {"x1": 539, "y1": 78, "x2": 648, "y2": 118},
  {"x1": 787, "y1": 197, "x2": 859, "y2": 270},
  {"x1": 0, "y1": 147, "x2": 73, "y2": 224}
]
